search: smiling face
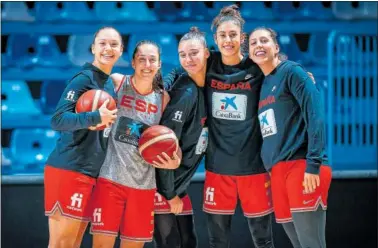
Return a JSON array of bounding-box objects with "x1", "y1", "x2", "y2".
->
[
  {"x1": 214, "y1": 20, "x2": 243, "y2": 58},
  {"x1": 178, "y1": 39, "x2": 209, "y2": 76},
  {"x1": 91, "y1": 28, "x2": 123, "y2": 70},
  {"x1": 132, "y1": 43, "x2": 161, "y2": 81},
  {"x1": 248, "y1": 29, "x2": 279, "y2": 66}
]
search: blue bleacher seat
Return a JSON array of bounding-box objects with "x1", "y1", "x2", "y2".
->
[
  {"x1": 278, "y1": 34, "x2": 310, "y2": 65},
  {"x1": 301, "y1": 2, "x2": 335, "y2": 20},
  {"x1": 308, "y1": 33, "x2": 329, "y2": 66},
  {"x1": 272, "y1": 2, "x2": 305, "y2": 20},
  {"x1": 154, "y1": 2, "x2": 179, "y2": 21},
  {"x1": 212, "y1": 2, "x2": 236, "y2": 17},
  {"x1": 240, "y1": 2, "x2": 274, "y2": 20},
  {"x1": 35, "y1": 2, "x2": 95, "y2": 22},
  {"x1": 1, "y1": 80, "x2": 41, "y2": 115},
  {"x1": 94, "y1": 2, "x2": 157, "y2": 22},
  {"x1": 333, "y1": 2, "x2": 377, "y2": 20},
  {"x1": 40, "y1": 80, "x2": 67, "y2": 114},
  {"x1": 10, "y1": 129, "x2": 59, "y2": 166},
  {"x1": 1, "y1": 2, "x2": 35, "y2": 22},
  {"x1": 1, "y1": 148, "x2": 12, "y2": 167},
  {"x1": 180, "y1": 2, "x2": 210, "y2": 21},
  {"x1": 128, "y1": 34, "x2": 179, "y2": 67},
  {"x1": 6, "y1": 34, "x2": 70, "y2": 68},
  {"x1": 67, "y1": 35, "x2": 129, "y2": 68}
]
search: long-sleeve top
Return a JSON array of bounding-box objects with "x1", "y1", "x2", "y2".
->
[
  {"x1": 156, "y1": 73, "x2": 208, "y2": 200},
  {"x1": 46, "y1": 63, "x2": 116, "y2": 177},
  {"x1": 257, "y1": 60, "x2": 328, "y2": 174}
]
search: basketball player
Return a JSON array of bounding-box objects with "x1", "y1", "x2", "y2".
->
[
  {"x1": 165, "y1": 5, "x2": 274, "y2": 248},
  {"x1": 249, "y1": 27, "x2": 332, "y2": 248},
  {"x1": 153, "y1": 27, "x2": 209, "y2": 248},
  {"x1": 90, "y1": 40, "x2": 180, "y2": 248},
  {"x1": 44, "y1": 27, "x2": 121, "y2": 248}
]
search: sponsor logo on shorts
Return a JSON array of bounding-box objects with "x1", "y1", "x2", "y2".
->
[
  {"x1": 92, "y1": 208, "x2": 104, "y2": 226},
  {"x1": 67, "y1": 193, "x2": 83, "y2": 212},
  {"x1": 204, "y1": 187, "x2": 216, "y2": 206},
  {"x1": 303, "y1": 199, "x2": 315, "y2": 205},
  {"x1": 154, "y1": 192, "x2": 167, "y2": 206},
  {"x1": 212, "y1": 92, "x2": 247, "y2": 121}
]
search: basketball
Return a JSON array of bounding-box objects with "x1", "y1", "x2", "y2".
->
[
  {"x1": 138, "y1": 125, "x2": 179, "y2": 164},
  {"x1": 75, "y1": 89, "x2": 117, "y2": 130}
]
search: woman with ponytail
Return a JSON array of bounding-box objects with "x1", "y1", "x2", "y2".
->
[
  {"x1": 165, "y1": 5, "x2": 275, "y2": 248},
  {"x1": 153, "y1": 26, "x2": 209, "y2": 248},
  {"x1": 90, "y1": 40, "x2": 180, "y2": 248}
]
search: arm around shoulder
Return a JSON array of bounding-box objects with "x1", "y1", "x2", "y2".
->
[{"x1": 110, "y1": 73, "x2": 125, "y2": 92}]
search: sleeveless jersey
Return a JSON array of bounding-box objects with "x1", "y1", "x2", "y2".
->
[{"x1": 99, "y1": 75, "x2": 163, "y2": 189}]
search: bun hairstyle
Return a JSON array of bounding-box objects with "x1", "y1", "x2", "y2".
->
[
  {"x1": 179, "y1": 26, "x2": 207, "y2": 48},
  {"x1": 132, "y1": 40, "x2": 163, "y2": 92},
  {"x1": 250, "y1": 27, "x2": 288, "y2": 61},
  {"x1": 211, "y1": 4, "x2": 245, "y2": 32}
]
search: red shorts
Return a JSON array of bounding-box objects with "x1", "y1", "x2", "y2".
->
[
  {"x1": 271, "y1": 159, "x2": 332, "y2": 223},
  {"x1": 90, "y1": 177, "x2": 156, "y2": 242},
  {"x1": 154, "y1": 192, "x2": 193, "y2": 215},
  {"x1": 44, "y1": 165, "x2": 96, "y2": 221},
  {"x1": 203, "y1": 171, "x2": 273, "y2": 218}
]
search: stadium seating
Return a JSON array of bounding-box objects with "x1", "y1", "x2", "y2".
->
[
  {"x1": 35, "y1": 2, "x2": 95, "y2": 22},
  {"x1": 278, "y1": 34, "x2": 311, "y2": 65},
  {"x1": 301, "y1": 2, "x2": 335, "y2": 20},
  {"x1": 308, "y1": 33, "x2": 329, "y2": 66},
  {"x1": 40, "y1": 80, "x2": 67, "y2": 114},
  {"x1": 212, "y1": 2, "x2": 236, "y2": 17},
  {"x1": 1, "y1": 80, "x2": 41, "y2": 115},
  {"x1": 240, "y1": 2, "x2": 274, "y2": 20},
  {"x1": 10, "y1": 129, "x2": 59, "y2": 166},
  {"x1": 6, "y1": 34, "x2": 70, "y2": 68},
  {"x1": 94, "y1": 2, "x2": 157, "y2": 22},
  {"x1": 333, "y1": 1, "x2": 378, "y2": 20},
  {"x1": 67, "y1": 35, "x2": 129, "y2": 67},
  {"x1": 180, "y1": 2, "x2": 210, "y2": 21},
  {"x1": 272, "y1": 2, "x2": 333, "y2": 20},
  {"x1": 128, "y1": 34, "x2": 179, "y2": 67},
  {"x1": 153, "y1": 2, "x2": 179, "y2": 22},
  {"x1": 1, "y1": 148, "x2": 12, "y2": 167},
  {"x1": 1, "y1": 2, "x2": 35, "y2": 22}
]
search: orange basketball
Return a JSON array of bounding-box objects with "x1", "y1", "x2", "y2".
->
[
  {"x1": 138, "y1": 125, "x2": 179, "y2": 165},
  {"x1": 75, "y1": 89, "x2": 117, "y2": 130}
]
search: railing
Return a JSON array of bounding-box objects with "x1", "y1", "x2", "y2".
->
[{"x1": 327, "y1": 30, "x2": 377, "y2": 178}]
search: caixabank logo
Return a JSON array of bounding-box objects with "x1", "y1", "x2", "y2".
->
[{"x1": 212, "y1": 92, "x2": 247, "y2": 121}]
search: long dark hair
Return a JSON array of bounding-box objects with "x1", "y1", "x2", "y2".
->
[
  {"x1": 132, "y1": 40, "x2": 163, "y2": 92},
  {"x1": 250, "y1": 27, "x2": 288, "y2": 61}
]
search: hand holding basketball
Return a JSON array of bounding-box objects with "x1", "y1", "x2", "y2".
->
[
  {"x1": 98, "y1": 99, "x2": 118, "y2": 128},
  {"x1": 76, "y1": 89, "x2": 117, "y2": 130},
  {"x1": 138, "y1": 125, "x2": 180, "y2": 168},
  {"x1": 152, "y1": 147, "x2": 182, "y2": 170}
]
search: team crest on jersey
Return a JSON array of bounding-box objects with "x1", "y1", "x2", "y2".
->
[
  {"x1": 212, "y1": 92, "x2": 247, "y2": 121},
  {"x1": 114, "y1": 117, "x2": 149, "y2": 146},
  {"x1": 258, "y1": 109, "x2": 277, "y2": 138},
  {"x1": 195, "y1": 127, "x2": 208, "y2": 155}
]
